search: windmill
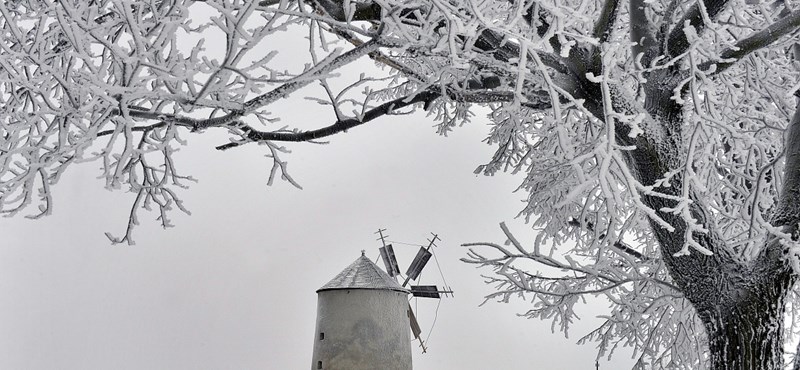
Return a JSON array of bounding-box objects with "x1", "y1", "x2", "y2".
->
[{"x1": 375, "y1": 229, "x2": 453, "y2": 353}]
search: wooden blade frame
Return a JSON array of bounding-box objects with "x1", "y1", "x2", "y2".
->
[
  {"x1": 406, "y1": 247, "x2": 432, "y2": 281},
  {"x1": 407, "y1": 303, "x2": 427, "y2": 353},
  {"x1": 379, "y1": 244, "x2": 400, "y2": 277},
  {"x1": 410, "y1": 285, "x2": 441, "y2": 298}
]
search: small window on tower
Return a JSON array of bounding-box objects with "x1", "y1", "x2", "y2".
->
[
  {"x1": 317, "y1": 361, "x2": 322, "y2": 369},
  {"x1": 319, "y1": 332, "x2": 324, "y2": 340}
]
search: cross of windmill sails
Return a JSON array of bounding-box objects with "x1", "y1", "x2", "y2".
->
[{"x1": 377, "y1": 231, "x2": 454, "y2": 351}]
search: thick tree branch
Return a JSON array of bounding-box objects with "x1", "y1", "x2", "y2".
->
[
  {"x1": 586, "y1": 0, "x2": 623, "y2": 74},
  {"x1": 701, "y1": 10, "x2": 800, "y2": 74},
  {"x1": 593, "y1": 0, "x2": 621, "y2": 45},
  {"x1": 215, "y1": 84, "x2": 553, "y2": 150},
  {"x1": 98, "y1": 82, "x2": 549, "y2": 151},
  {"x1": 97, "y1": 106, "x2": 241, "y2": 133},
  {"x1": 629, "y1": 0, "x2": 656, "y2": 66},
  {"x1": 665, "y1": 0, "x2": 732, "y2": 60},
  {"x1": 472, "y1": 28, "x2": 573, "y2": 76},
  {"x1": 259, "y1": 0, "x2": 385, "y2": 22},
  {"x1": 524, "y1": 3, "x2": 562, "y2": 53},
  {"x1": 656, "y1": 0, "x2": 681, "y2": 55},
  {"x1": 772, "y1": 103, "x2": 800, "y2": 232},
  {"x1": 603, "y1": 90, "x2": 736, "y2": 282},
  {"x1": 93, "y1": 91, "x2": 434, "y2": 149},
  {"x1": 215, "y1": 90, "x2": 439, "y2": 149}
]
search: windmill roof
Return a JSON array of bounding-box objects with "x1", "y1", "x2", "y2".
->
[{"x1": 317, "y1": 253, "x2": 409, "y2": 293}]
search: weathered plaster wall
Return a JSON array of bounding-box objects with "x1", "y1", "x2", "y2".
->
[{"x1": 311, "y1": 289, "x2": 411, "y2": 370}]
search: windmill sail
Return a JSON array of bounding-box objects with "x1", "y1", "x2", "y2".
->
[
  {"x1": 406, "y1": 247, "x2": 432, "y2": 281},
  {"x1": 408, "y1": 303, "x2": 422, "y2": 339},
  {"x1": 379, "y1": 244, "x2": 400, "y2": 277},
  {"x1": 411, "y1": 285, "x2": 441, "y2": 298}
]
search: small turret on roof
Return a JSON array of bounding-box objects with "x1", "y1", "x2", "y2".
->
[{"x1": 317, "y1": 252, "x2": 409, "y2": 293}]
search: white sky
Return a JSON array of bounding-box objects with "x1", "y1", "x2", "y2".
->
[
  {"x1": 0, "y1": 5, "x2": 637, "y2": 369},
  {"x1": 0, "y1": 111, "x2": 635, "y2": 369}
]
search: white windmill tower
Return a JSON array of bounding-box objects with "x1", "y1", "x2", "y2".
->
[{"x1": 310, "y1": 230, "x2": 452, "y2": 370}]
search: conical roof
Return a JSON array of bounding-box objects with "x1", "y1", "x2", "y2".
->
[{"x1": 317, "y1": 252, "x2": 409, "y2": 293}]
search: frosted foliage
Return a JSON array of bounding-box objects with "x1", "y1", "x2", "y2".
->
[{"x1": 2, "y1": 0, "x2": 800, "y2": 368}]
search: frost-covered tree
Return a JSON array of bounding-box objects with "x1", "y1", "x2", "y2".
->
[{"x1": 2, "y1": 0, "x2": 800, "y2": 368}]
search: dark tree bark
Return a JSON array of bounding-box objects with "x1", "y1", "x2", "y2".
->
[
  {"x1": 593, "y1": 1, "x2": 800, "y2": 367},
  {"x1": 701, "y1": 284, "x2": 789, "y2": 370}
]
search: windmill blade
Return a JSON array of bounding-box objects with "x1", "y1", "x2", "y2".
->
[
  {"x1": 406, "y1": 247, "x2": 432, "y2": 281},
  {"x1": 408, "y1": 303, "x2": 422, "y2": 339},
  {"x1": 411, "y1": 285, "x2": 441, "y2": 299},
  {"x1": 407, "y1": 303, "x2": 427, "y2": 353},
  {"x1": 379, "y1": 244, "x2": 400, "y2": 277}
]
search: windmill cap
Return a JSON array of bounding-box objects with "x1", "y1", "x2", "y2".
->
[{"x1": 317, "y1": 254, "x2": 409, "y2": 293}]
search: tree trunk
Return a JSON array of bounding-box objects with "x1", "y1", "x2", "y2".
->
[{"x1": 697, "y1": 278, "x2": 789, "y2": 370}]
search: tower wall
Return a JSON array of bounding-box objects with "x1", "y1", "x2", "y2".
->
[{"x1": 311, "y1": 289, "x2": 411, "y2": 370}]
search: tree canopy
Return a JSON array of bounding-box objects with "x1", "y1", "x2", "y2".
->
[{"x1": 2, "y1": 0, "x2": 800, "y2": 368}]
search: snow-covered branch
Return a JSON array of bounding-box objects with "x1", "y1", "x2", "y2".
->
[
  {"x1": 702, "y1": 9, "x2": 800, "y2": 74},
  {"x1": 462, "y1": 222, "x2": 695, "y2": 366},
  {"x1": 665, "y1": 0, "x2": 733, "y2": 60}
]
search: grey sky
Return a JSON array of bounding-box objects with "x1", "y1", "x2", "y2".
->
[{"x1": 1, "y1": 110, "x2": 635, "y2": 369}]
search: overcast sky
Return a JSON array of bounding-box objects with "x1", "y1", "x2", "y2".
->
[
  {"x1": 1, "y1": 108, "x2": 637, "y2": 369},
  {"x1": 1, "y1": 4, "x2": 637, "y2": 368}
]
